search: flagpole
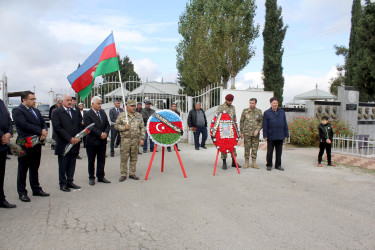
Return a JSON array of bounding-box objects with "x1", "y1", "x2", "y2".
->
[{"x1": 117, "y1": 70, "x2": 129, "y2": 124}]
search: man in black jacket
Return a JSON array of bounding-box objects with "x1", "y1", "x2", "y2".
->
[
  {"x1": 188, "y1": 102, "x2": 207, "y2": 150},
  {"x1": 49, "y1": 97, "x2": 61, "y2": 150},
  {"x1": 0, "y1": 99, "x2": 16, "y2": 208},
  {"x1": 83, "y1": 96, "x2": 111, "y2": 185},
  {"x1": 109, "y1": 99, "x2": 123, "y2": 157},
  {"x1": 141, "y1": 101, "x2": 155, "y2": 153},
  {"x1": 318, "y1": 116, "x2": 335, "y2": 167},
  {"x1": 52, "y1": 94, "x2": 82, "y2": 192},
  {"x1": 12, "y1": 91, "x2": 49, "y2": 202}
]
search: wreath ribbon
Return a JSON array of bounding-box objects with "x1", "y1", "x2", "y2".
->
[{"x1": 153, "y1": 113, "x2": 183, "y2": 135}]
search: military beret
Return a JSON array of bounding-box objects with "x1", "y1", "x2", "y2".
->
[{"x1": 225, "y1": 94, "x2": 234, "y2": 101}]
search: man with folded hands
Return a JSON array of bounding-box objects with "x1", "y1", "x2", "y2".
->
[
  {"x1": 12, "y1": 91, "x2": 49, "y2": 202},
  {"x1": 52, "y1": 94, "x2": 82, "y2": 192}
]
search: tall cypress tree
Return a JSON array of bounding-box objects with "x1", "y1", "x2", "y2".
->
[
  {"x1": 262, "y1": 0, "x2": 287, "y2": 106},
  {"x1": 346, "y1": 0, "x2": 362, "y2": 87},
  {"x1": 353, "y1": 0, "x2": 375, "y2": 101}
]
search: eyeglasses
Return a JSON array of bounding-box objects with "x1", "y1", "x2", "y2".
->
[{"x1": 28, "y1": 98, "x2": 37, "y2": 101}]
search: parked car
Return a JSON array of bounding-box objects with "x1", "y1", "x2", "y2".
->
[{"x1": 37, "y1": 104, "x2": 50, "y2": 127}]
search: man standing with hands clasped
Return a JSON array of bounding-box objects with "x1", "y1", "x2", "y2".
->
[
  {"x1": 263, "y1": 97, "x2": 289, "y2": 171},
  {"x1": 12, "y1": 91, "x2": 49, "y2": 202},
  {"x1": 109, "y1": 99, "x2": 123, "y2": 157},
  {"x1": 52, "y1": 94, "x2": 82, "y2": 192},
  {"x1": 240, "y1": 98, "x2": 263, "y2": 169},
  {"x1": 115, "y1": 99, "x2": 145, "y2": 181},
  {"x1": 84, "y1": 96, "x2": 111, "y2": 185}
]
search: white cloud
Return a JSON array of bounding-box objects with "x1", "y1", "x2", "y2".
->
[{"x1": 133, "y1": 58, "x2": 161, "y2": 82}]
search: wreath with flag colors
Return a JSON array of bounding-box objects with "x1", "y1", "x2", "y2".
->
[
  {"x1": 147, "y1": 110, "x2": 184, "y2": 147},
  {"x1": 210, "y1": 112, "x2": 239, "y2": 153}
]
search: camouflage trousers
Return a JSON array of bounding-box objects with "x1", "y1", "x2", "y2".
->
[
  {"x1": 120, "y1": 138, "x2": 139, "y2": 176},
  {"x1": 244, "y1": 135, "x2": 259, "y2": 159},
  {"x1": 221, "y1": 148, "x2": 237, "y2": 160}
]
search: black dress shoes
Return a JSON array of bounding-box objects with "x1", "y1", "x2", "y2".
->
[
  {"x1": 167, "y1": 147, "x2": 172, "y2": 152},
  {"x1": 275, "y1": 166, "x2": 285, "y2": 171},
  {"x1": 98, "y1": 178, "x2": 111, "y2": 183},
  {"x1": 76, "y1": 155, "x2": 82, "y2": 160},
  {"x1": 60, "y1": 186, "x2": 71, "y2": 192},
  {"x1": 201, "y1": 146, "x2": 207, "y2": 149},
  {"x1": 67, "y1": 183, "x2": 81, "y2": 189},
  {"x1": 33, "y1": 190, "x2": 50, "y2": 197},
  {"x1": 110, "y1": 153, "x2": 114, "y2": 157},
  {"x1": 89, "y1": 179, "x2": 95, "y2": 186},
  {"x1": 129, "y1": 175, "x2": 140, "y2": 180},
  {"x1": 267, "y1": 166, "x2": 272, "y2": 171},
  {"x1": 138, "y1": 152, "x2": 142, "y2": 155},
  {"x1": 0, "y1": 200, "x2": 16, "y2": 208},
  {"x1": 19, "y1": 194, "x2": 31, "y2": 202}
]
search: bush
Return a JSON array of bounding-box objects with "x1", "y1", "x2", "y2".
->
[{"x1": 288, "y1": 116, "x2": 354, "y2": 147}]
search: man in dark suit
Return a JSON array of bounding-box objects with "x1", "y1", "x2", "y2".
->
[
  {"x1": 0, "y1": 99, "x2": 16, "y2": 208},
  {"x1": 71, "y1": 97, "x2": 83, "y2": 160},
  {"x1": 78, "y1": 103, "x2": 87, "y2": 148},
  {"x1": 49, "y1": 97, "x2": 61, "y2": 150},
  {"x1": 109, "y1": 99, "x2": 124, "y2": 157},
  {"x1": 52, "y1": 94, "x2": 82, "y2": 192},
  {"x1": 12, "y1": 91, "x2": 49, "y2": 202},
  {"x1": 83, "y1": 96, "x2": 111, "y2": 185}
]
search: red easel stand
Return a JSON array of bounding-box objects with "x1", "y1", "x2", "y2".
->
[
  {"x1": 231, "y1": 152, "x2": 241, "y2": 174},
  {"x1": 213, "y1": 150, "x2": 240, "y2": 175},
  {"x1": 144, "y1": 144, "x2": 187, "y2": 180},
  {"x1": 213, "y1": 149, "x2": 220, "y2": 176},
  {"x1": 145, "y1": 145, "x2": 158, "y2": 180},
  {"x1": 161, "y1": 146, "x2": 165, "y2": 172},
  {"x1": 174, "y1": 144, "x2": 187, "y2": 178}
]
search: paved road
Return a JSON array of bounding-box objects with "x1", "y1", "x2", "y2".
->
[{"x1": 1, "y1": 144, "x2": 375, "y2": 249}]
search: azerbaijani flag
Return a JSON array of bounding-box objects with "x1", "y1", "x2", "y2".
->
[{"x1": 67, "y1": 32, "x2": 119, "y2": 100}]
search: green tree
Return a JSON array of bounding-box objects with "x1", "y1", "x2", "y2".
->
[
  {"x1": 262, "y1": 0, "x2": 288, "y2": 106},
  {"x1": 329, "y1": 45, "x2": 348, "y2": 96},
  {"x1": 346, "y1": 0, "x2": 362, "y2": 87},
  {"x1": 176, "y1": 0, "x2": 259, "y2": 92},
  {"x1": 352, "y1": 0, "x2": 375, "y2": 101}
]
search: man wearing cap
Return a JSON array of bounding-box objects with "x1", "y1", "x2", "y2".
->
[
  {"x1": 115, "y1": 99, "x2": 145, "y2": 181},
  {"x1": 141, "y1": 101, "x2": 156, "y2": 153},
  {"x1": 263, "y1": 97, "x2": 289, "y2": 171},
  {"x1": 109, "y1": 99, "x2": 124, "y2": 157},
  {"x1": 216, "y1": 94, "x2": 242, "y2": 170}
]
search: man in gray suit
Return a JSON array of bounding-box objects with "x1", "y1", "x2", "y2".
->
[{"x1": 109, "y1": 99, "x2": 124, "y2": 157}]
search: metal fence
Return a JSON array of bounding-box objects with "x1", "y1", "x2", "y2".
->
[
  {"x1": 332, "y1": 135, "x2": 375, "y2": 158},
  {"x1": 191, "y1": 83, "x2": 222, "y2": 111}
]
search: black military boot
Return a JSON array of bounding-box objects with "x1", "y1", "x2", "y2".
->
[
  {"x1": 222, "y1": 159, "x2": 227, "y2": 170},
  {"x1": 232, "y1": 158, "x2": 241, "y2": 168}
]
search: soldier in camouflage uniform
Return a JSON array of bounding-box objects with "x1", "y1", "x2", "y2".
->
[
  {"x1": 216, "y1": 94, "x2": 242, "y2": 170},
  {"x1": 240, "y1": 98, "x2": 263, "y2": 169},
  {"x1": 114, "y1": 99, "x2": 145, "y2": 181}
]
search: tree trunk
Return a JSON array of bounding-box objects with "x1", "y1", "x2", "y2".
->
[{"x1": 230, "y1": 75, "x2": 236, "y2": 89}]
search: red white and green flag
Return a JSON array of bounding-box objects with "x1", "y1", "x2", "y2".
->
[{"x1": 67, "y1": 32, "x2": 119, "y2": 100}]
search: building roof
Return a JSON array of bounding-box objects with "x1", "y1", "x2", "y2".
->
[
  {"x1": 129, "y1": 82, "x2": 182, "y2": 96},
  {"x1": 294, "y1": 85, "x2": 336, "y2": 100},
  {"x1": 104, "y1": 87, "x2": 130, "y2": 98}
]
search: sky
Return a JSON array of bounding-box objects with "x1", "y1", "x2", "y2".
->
[{"x1": 0, "y1": 0, "x2": 354, "y2": 104}]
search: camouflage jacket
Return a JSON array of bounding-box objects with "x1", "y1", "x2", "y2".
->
[
  {"x1": 216, "y1": 102, "x2": 237, "y2": 122},
  {"x1": 240, "y1": 108, "x2": 263, "y2": 136},
  {"x1": 114, "y1": 112, "x2": 145, "y2": 140}
]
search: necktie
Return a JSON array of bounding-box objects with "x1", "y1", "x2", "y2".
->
[
  {"x1": 29, "y1": 108, "x2": 39, "y2": 122},
  {"x1": 116, "y1": 108, "x2": 119, "y2": 114},
  {"x1": 67, "y1": 108, "x2": 72, "y2": 118},
  {"x1": 96, "y1": 111, "x2": 102, "y2": 122}
]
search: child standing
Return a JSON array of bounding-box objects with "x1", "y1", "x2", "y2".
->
[{"x1": 318, "y1": 116, "x2": 336, "y2": 167}]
